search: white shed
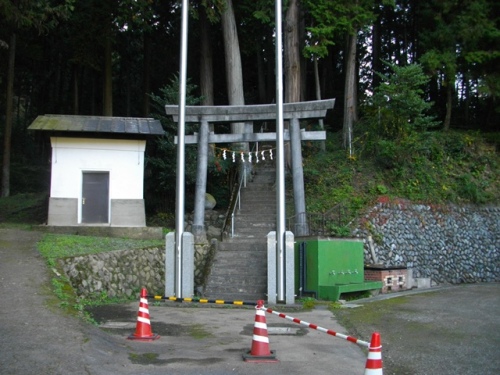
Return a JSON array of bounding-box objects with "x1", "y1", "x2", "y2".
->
[{"x1": 28, "y1": 115, "x2": 164, "y2": 227}]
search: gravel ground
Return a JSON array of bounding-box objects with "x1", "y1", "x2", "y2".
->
[{"x1": 334, "y1": 284, "x2": 500, "y2": 374}]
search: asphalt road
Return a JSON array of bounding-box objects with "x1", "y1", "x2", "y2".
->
[{"x1": 1, "y1": 228, "x2": 499, "y2": 375}]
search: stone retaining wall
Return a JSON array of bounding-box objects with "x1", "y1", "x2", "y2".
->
[
  {"x1": 59, "y1": 203, "x2": 499, "y2": 299},
  {"x1": 353, "y1": 200, "x2": 500, "y2": 284},
  {"x1": 59, "y1": 247, "x2": 165, "y2": 299},
  {"x1": 59, "y1": 240, "x2": 217, "y2": 300}
]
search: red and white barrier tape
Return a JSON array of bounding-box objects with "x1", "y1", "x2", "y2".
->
[{"x1": 260, "y1": 305, "x2": 370, "y2": 348}]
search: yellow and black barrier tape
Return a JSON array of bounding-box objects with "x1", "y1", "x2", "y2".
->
[{"x1": 147, "y1": 295, "x2": 257, "y2": 306}]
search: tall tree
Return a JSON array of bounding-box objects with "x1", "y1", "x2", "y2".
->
[
  {"x1": 0, "y1": 0, "x2": 74, "y2": 197},
  {"x1": 343, "y1": 30, "x2": 358, "y2": 155},
  {"x1": 199, "y1": 6, "x2": 215, "y2": 107},
  {"x1": 285, "y1": 0, "x2": 301, "y2": 103},
  {"x1": 303, "y1": 0, "x2": 375, "y2": 153},
  {"x1": 220, "y1": 0, "x2": 246, "y2": 136},
  {"x1": 418, "y1": 0, "x2": 499, "y2": 130}
]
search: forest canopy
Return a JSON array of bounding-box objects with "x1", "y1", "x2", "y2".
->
[{"x1": 1, "y1": 0, "x2": 499, "y2": 206}]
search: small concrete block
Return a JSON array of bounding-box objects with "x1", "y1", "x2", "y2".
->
[
  {"x1": 416, "y1": 278, "x2": 431, "y2": 289},
  {"x1": 267, "y1": 231, "x2": 277, "y2": 305},
  {"x1": 165, "y1": 232, "x2": 175, "y2": 297}
]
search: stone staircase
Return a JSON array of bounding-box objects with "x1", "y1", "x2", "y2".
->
[{"x1": 203, "y1": 161, "x2": 276, "y2": 302}]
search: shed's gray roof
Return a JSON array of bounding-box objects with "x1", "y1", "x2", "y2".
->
[{"x1": 28, "y1": 115, "x2": 164, "y2": 136}]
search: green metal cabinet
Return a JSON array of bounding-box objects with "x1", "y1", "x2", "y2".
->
[{"x1": 295, "y1": 237, "x2": 382, "y2": 301}]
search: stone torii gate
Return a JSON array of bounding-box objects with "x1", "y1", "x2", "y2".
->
[
  {"x1": 166, "y1": 98, "x2": 335, "y2": 237},
  {"x1": 164, "y1": 99, "x2": 334, "y2": 304}
]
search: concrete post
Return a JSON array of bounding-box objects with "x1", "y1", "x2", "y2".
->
[
  {"x1": 165, "y1": 232, "x2": 175, "y2": 297},
  {"x1": 285, "y1": 231, "x2": 295, "y2": 305},
  {"x1": 267, "y1": 231, "x2": 277, "y2": 305},
  {"x1": 181, "y1": 232, "x2": 194, "y2": 297},
  {"x1": 290, "y1": 116, "x2": 308, "y2": 236},
  {"x1": 192, "y1": 119, "x2": 209, "y2": 237},
  {"x1": 165, "y1": 231, "x2": 194, "y2": 297}
]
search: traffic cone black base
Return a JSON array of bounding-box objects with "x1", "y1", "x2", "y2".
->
[
  {"x1": 242, "y1": 350, "x2": 278, "y2": 363},
  {"x1": 243, "y1": 300, "x2": 278, "y2": 363}
]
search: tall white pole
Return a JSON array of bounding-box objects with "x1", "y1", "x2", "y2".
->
[
  {"x1": 275, "y1": 0, "x2": 286, "y2": 302},
  {"x1": 175, "y1": 0, "x2": 189, "y2": 297}
]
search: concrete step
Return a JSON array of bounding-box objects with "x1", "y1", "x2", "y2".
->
[
  {"x1": 203, "y1": 162, "x2": 278, "y2": 301},
  {"x1": 239, "y1": 197, "x2": 275, "y2": 205},
  {"x1": 204, "y1": 284, "x2": 266, "y2": 296},
  {"x1": 235, "y1": 212, "x2": 276, "y2": 218},
  {"x1": 202, "y1": 291, "x2": 267, "y2": 303},
  {"x1": 218, "y1": 242, "x2": 267, "y2": 251},
  {"x1": 233, "y1": 221, "x2": 275, "y2": 228},
  {"x1": 220, "y1": 236, "x2": 269, "y2": 244},
  {"x1": 205, "y1": 252, "x2": 266, "y2": 264},
  {"x1": 207, "y1": 263, "x2": 267, "y2": 274}
]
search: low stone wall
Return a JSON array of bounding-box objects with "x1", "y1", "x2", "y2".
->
[
  {"x1": 58, "y1": 210, "x2": 223, "y2": 299},
  {"x1": 353, "y1": 200, "x2": 500, "y2": 284},
  {"x1": 59, "y1": 247, "x2": 165, "y2": 299},
  {"x1": 59, "y1": 202, "x2": 499, "y2": 299}
]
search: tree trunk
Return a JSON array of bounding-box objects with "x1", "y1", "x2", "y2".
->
[
  {"x1": 2, "y1": 33, "x2": 16, "y2": 197},
  {"x1": 285, "y1": 0, "x2": 301, "y2": 103},
  {"x1": 257, "y1": 48, "x2": 266, "y2": 104},
  {"x1": 343, "y1": 31, "x2": 358, "y2": 156},
  {"x1": 443, "y1": 78, "x2": 453, "y2": 131},
  {"x1": 142, "y1": 33, "x2": 152, "y2": 116},
  {"x1": 199, "y1": 6, "x2": 216, "y2": 151},
  {"x1": 220, "y1": 0, "x2": 245, "y2": 136},
  {"x1": 72, "y1": 64, "x2": 79, "y2": 115},
  {"x1": 103, "y1": 36, "x2": 113, "y2": 116},
  {"x1": 284, "y1": 0, "x2": 301, "y2": 169},
  {"x1": 285, "y1": 0, "x2": 308, "y2": 234},
  {"x1": 199, "y1": 8, "x2": 214, "y2": 107},
  {"x1": 314, "y1": 56, "x2": 325, "y2": 151},
  {"x1": 372, "y1": 11, "x2": 382, "y2": 89}
]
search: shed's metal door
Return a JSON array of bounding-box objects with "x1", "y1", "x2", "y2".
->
[{"x1": 82, "y1": 172, "x2": 109, "y2": 223}]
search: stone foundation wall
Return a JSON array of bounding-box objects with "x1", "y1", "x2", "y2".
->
[
  {"x1": 58, "y1": 210, "x2": 223, "y2": 299},
  {"x1": 353, "y1": 200, "x2": 500, "y2": 284},
  {"x1": 59, "y1": 203, "x2": 499, "y2": 299},
  {"x1": 59, "y1": 247, "x2": 165, "y2": 299}
]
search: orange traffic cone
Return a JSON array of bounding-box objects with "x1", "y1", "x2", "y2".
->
[
  {"x1": 364, "y1": 332, "x2": 383, "y2": 374},
  {"x1": 128, "y1": 288, "x2": 160, "y2": 341},
  {"x1": 242, "y1": 300, "x2": 278, "y2": 363}
]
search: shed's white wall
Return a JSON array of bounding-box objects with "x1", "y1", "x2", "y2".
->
[{"x1": 50, "y1": 137, "x2": 146, "y2": 200}]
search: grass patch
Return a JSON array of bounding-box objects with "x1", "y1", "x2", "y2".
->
[
  {"x1": 189, "y1": 324, "x2": 214, "y2": 339},
  {"x1": 302, "y1": 130, "x2": 500, "y2": 235},
  {"x1": 0, "y1": 192, "x2": 47, "y2": 224},
  {"x1": 128, "y1": 352, "x2": 165, "y2": 365},
  {"x1": 38, "y1": 233, "x2": 163, "y2": 265},
  {"x1": 35, "y1": 233, "x2": 163, "y2": 321}
]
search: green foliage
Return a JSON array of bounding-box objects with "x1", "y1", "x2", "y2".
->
[
  {"x1": 298, "y1": 297, "x2": 317, "y2": 309},
  {"x1": 326, "y1": 224, "x2": 351, "y2": 238},
  {"x1": 37, "y1": 234, "x2": 163, "y2": 261},
  {"x1": 303, "y1": 129, "x2": 500, "y2": 225},
  {"x1": 36, "y1": 234, "x2": 161, "y2": 320},
  {"x1": 0, "y1": 192, "x2": 47, "y2": 224},
  {"x1": 364, "y1": 61, "x2": 439, "y2": 140},
  {"x1": 145, "y1": 75, "x2": 202, "y2": 214},
  {"x1": 1, "y1": 0, "x2": 75, "y2": 32},
  {"x1": 302, "y1": 0, "x2": 377, "y2": 58},
  {"x1": 146, "y1": 75, "x2": 235, "y2": 214}
]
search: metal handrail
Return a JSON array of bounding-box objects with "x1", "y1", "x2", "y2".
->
[
  {"x1": 287, "y1": 203, "x2": 351, "y2": 237},
  {"x1": 221, "y1": 159, "x2": 249, "y2": 239},
  {"x1": 220, "y1": 134, "x2": 263, "y2": 239},
  {"x1": 231, "y1": 171, "x2": 245, "y2": 237}
]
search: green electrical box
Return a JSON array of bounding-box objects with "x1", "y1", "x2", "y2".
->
[{"x1": 295, "y1": 237, "x2": 382, "y2": 301}]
